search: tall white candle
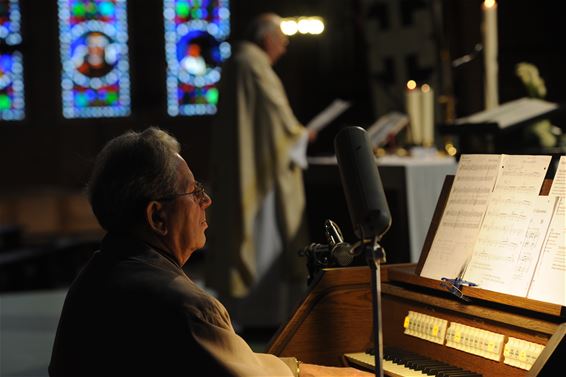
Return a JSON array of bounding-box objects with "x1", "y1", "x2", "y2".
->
[
  {"x1": 421, "y1": 84, "x2": 435, "y2": 147},
  {"x1": 405, "y1": 80, "x2": 422, "y2": 145},
  {"x1": 483, "y1": 0, "x2": 498, "y2": 110}
]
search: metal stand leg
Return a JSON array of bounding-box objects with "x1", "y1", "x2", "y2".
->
[{"x1": 366, "y1": 243, "x2": 385, "y2": 377}]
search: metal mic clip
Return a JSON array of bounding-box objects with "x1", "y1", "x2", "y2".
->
[
  {"x1": 324, "y1": 219, "x2": 357, "y2": 267},
  {"x1": 324, "y1": 219, "x2": 344, "y2": 245}
]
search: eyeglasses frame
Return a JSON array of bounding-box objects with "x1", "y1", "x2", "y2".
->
[{"x1": 154, "y1": 181, "x2": 209, "y2": 204}]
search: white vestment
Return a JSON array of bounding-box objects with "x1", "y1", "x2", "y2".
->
[{"x1": 206, "y1": 42, "x2": 309, "y2": 327}]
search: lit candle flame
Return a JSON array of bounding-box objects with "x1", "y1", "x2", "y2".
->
[
  {"x1": 407, "y1": 80, "x2": 417, "y2": 90},
  {"x1": 484, "y1": 0, "x2": 496, "y2": 9}
]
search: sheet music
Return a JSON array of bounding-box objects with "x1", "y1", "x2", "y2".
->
[
  {"x1": 462, "y1": 194, "x2": 558, "y2": 297},
  {"x1": 493, "y1": 155, "x2": 552, "y2": 194},
  {"x1": 549, "y1": 156, "x2": 566, "y2": 197},
  {"x1": 305, "y1": 99, "x2": 351, "y2": 132},
  {"x1": 527, "y1": 197, "x2": 566, "y2": 306},
  {"x1": 420, "y1": 153, "x2": 564, "y2": 306},
  {"x1": 420, "y1": 155, "x2": 501, "y2": 280}
]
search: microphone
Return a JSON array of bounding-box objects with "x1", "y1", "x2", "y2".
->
[
  {"x1": 300, "y1": 242, "x2": 355, "y2": 267},
  {"x1": 331, "y1": 241, "x2": 356, "y2": 267},
  {"x1": 334, "y1": 126, "x2": 392, "y2": 241},
  {"x1": 299, "y1": 219, "x2": 356, "y2": 267},
  {"x1": 335, "y1": 126, "x2": 390, "y2": 377}
]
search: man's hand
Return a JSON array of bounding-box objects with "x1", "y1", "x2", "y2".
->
[{"x1": 300, "y1": 363, "x2": 374, "y2": 377}]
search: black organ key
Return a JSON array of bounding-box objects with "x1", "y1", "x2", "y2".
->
[
  {"x1": 407, "y1": 359, "x2": 441, "y2": 370},
  {"x1": 380, "y1": 346, "x2": 482, "y2": 376},
  {"x1": 438, "y1": 370, "x2": 482, "y2": 377},
  {"x1": 423, "y1": 365, "x2": 464, "y2": 375}
]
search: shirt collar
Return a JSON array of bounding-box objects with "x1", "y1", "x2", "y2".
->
[{"x1": 100, "y1": 233, "x2": 182, "y2": 269}]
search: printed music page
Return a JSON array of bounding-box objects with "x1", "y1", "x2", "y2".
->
[
  {"x1": 549, "y1": 156, "x2": 566, "y2": 197},
  {"x1": 527, "y1": 197, "x2": 566, "y2": 306},
  {"x1": 420, "y1": 154, "x2": 501, "y2": 280},
  {"x1": 493, "y1": 154, "x2": 552, "y2": 194},
  {"x1": 462, "y1": 193, "x2": 558, "y2": 297}
]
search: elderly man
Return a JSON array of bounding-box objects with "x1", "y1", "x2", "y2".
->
[
  {"x1": 49, "y1": 128, "x2": 369, "y2": 377},
  {"x1": 207, "y1": 12, "x2": 316, "y2": 329}
]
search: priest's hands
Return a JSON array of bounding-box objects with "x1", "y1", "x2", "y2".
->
[{"x1": 307, "y1": 129, "x2": 318, "y2": 143}]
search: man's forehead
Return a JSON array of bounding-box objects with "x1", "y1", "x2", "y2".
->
[{"x1": 175, "y1": 154, "x2": 194, "y2": 184}]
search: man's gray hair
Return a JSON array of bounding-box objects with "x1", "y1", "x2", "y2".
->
[
  {"x1": 87, "y1": 127, "x2": 181, "y2": 233},
  {"x1": 245, "y1": 13, "x2": 281, "y2": 47}
]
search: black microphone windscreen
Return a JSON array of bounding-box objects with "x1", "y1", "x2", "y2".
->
[
  {"x1": 332, "y1": 242, "x2": 355, "y2": 267},
  {"x1": 334, "y1": 126, "x2": 392, "y2": 240}
]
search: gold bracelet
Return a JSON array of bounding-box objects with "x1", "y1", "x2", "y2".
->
[{"x1": 295, "y1": 359, "x2": 301, "y2": 377}]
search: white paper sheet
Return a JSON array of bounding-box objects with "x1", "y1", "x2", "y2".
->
[
  {"x1": 454, "y1": 97, "x2": 558, "y2": 130},
  {"x1": 420, "y1": 154, "x2": 500, "y2": 280},
  {"x1": 289, "y1": 131, "x2": 309, "y2": 169},
  {"x1": 462, "y1": 194, "x2": 558, "y2": 297},
  {"x1": 527, "y1": 198, "x2": 566, "y2": 306},
  {"x1": 549, "y1": 156, "x2": 566, "y2": 197},
  {"x1": 306, "y1": 99, "x2": 351, "y2": 132},
  {"x1": 493, "y1": 155, "x2": 552, "y2": 194}
]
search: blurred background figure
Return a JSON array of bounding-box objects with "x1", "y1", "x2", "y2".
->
[{"x1": 206, "y1": 12, "x2": 316, "y2": 330}]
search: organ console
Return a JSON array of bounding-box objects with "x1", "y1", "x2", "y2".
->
[
  {"x1": 267, "y1": 177, "x2": 564, "y2": 376},
  {"x1": 267, "y1": 263, "x2": 563, "y2": 376}
]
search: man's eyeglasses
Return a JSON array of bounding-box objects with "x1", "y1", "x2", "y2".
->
[{"x1": 155, "y1": 181, "x2": 209, "y2": 204}]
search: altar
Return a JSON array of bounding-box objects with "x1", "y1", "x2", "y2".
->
[{"x1": 304, "y1": 154, "x2": 457, "y2": 264}]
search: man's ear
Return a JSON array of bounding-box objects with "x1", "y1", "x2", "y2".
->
[{"x1": 145, "y1": 201, "x2": 168, "y2": 236}]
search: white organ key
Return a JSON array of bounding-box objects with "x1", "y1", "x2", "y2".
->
[{"x1": 343, "y1": 352, "x2": 428, "y2": 377}]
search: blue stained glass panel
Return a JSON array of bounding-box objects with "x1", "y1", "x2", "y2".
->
[
  {"x1": 0, "y1": 0, "x2": 22, "y2": 45},
  {"x1": 0, "y1": 52, "x2": 24, "y2": 120},
  {"x1": 164, "y1": 0, "x2": 230, "y2": 116},
  {"x1": 58, "y1": 0, "x2": 131, "y2": 118},
  {"x1": 0, "y1": 0, "x2": 24, "y2": 121}
]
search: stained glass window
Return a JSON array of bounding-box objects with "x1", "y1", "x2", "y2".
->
[
  {"x1": 58, "y1": 0, "x2": 131, "y2": 118},
  {"x1": 164, "y1": 0, "x2": 230, "y2": 116},
  {"x1": 0, "y1": 0, "x2": 25, "y2": 121}
]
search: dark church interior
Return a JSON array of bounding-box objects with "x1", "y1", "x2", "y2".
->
[{"x1": 1, "y1": 1, "x2": 565, "y2": 376}]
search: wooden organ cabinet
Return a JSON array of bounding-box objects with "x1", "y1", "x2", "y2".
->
[{"x1": 267, "y1": 177, "x2": 565, "y2": 376}]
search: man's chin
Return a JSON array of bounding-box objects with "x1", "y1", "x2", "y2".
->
[{"x1": 197, "y1": 237, "x2": 206, "y2": 250}]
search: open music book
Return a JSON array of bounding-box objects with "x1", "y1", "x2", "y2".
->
[
  {"x1": 453, "y1": 97, "x2": 558, "y2": 129},
  {"x1": 420, "y1": 155, "x2": 566, "y2": 306}
]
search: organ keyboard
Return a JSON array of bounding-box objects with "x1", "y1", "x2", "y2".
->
[
  {"x1": 266, "y1": 264, "x2": 564, "y2": 376},
  {"x1": 345, "y1": 346, "x2": 482, "y2": 376}
]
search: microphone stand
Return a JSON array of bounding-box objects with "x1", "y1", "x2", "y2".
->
[{"x1": 363, "y1": 236, "x2": 386, "y2": 377}]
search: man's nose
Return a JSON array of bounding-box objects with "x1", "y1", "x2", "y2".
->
[{"x1": 201, "y1": 192, "x2": 212, "y2": 207}]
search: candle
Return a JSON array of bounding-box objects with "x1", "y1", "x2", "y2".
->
[
  {"x1": 405, "y1": 80, "x2": 422, "y2": 145},
  {"x1": 421, "y1": 84, "x2": 434, "y2": 147},
  {"x1": 483, "y1": 0, "x2": 498, "y2": 110}
]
